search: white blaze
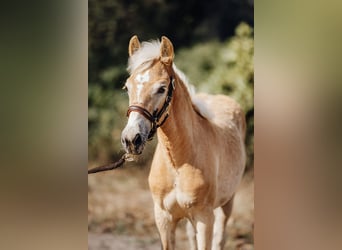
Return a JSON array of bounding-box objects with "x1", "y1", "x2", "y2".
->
[{"x1": 135, "y1": 70, "x2": 150, "y2": 103}]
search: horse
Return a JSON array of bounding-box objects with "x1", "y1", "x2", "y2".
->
[{"x1": 121, "y1": 35, "x2": 246, "y2": 250}]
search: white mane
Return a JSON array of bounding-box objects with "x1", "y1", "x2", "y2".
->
[
  {"x1": 127, "y1": 40, "x2": 161, "y2": 74},
  {"x1": 127, "y1": 39, "x2": 212, "y2": 120}
]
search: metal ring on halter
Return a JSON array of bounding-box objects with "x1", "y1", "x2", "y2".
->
[{"x1": 126, "y1": 77, "x2": 175, "y2": 140}]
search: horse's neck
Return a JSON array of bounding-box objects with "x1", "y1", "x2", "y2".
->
[{"x1": 157, "y1": 75, "x2": 196, "y2": 167}]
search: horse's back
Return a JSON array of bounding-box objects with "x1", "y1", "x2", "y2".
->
[{"x1": 194, "y1": 93, "x2": 246, "y2": 139}]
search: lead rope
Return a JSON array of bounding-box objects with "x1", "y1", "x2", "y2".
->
[{"x1": 88, "y1": 153, "x2": 136, "y2": 174}]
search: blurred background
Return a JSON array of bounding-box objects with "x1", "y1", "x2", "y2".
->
[{"x1": 88, "y1": 0, "x2": 254, "y2": 249}]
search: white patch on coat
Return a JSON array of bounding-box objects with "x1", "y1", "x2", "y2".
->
[
  {"x1": 163, "y1": 186, "x2": 196, "y2": 210},
  {"x1": 123, "y1": 111, "x2": 151, "y2": 144},
  {"x1": 123, "y1": 112, "x2": 143, "y2": 139},
  {"x1": 135, "y1": 70, "x2": 150, "y2": 102},
  {"x1": 126, "y1": 112, "x2": 142, "y2": 128},
  {"x1": 135, "y1": 70, "x2": 150, "y2": 84},
  {"x1": 163, "y1": 189, "x2": 177, "y2": 211},
  {"x1": 176, "y1": 190, "x2": 196, "y2": 209}
]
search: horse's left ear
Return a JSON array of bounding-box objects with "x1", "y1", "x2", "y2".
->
[{"x1": 160, "y1": 36, "x2": 174, "y2": 65}]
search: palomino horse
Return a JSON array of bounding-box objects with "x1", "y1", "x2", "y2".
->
[{"x1": 121, "y1": 35, "x2": 246, "y2": 250}]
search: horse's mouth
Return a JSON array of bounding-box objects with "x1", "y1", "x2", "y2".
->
[
  {"x1": 127, "y1": 149, "x2": 143, "y2": 155},
  {"x1": 124, "y1": 141, "x2": 145, "y2": 155}
]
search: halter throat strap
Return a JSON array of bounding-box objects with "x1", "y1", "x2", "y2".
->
[{"x1": 126, "y1": 77, "x2": 175, "y2": 140}]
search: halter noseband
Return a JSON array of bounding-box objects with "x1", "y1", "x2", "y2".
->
[{"x1": 126, "y1": 77, "x2": 175, "y2": 140}]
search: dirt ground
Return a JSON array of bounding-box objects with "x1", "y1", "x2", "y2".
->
[{"x1": 88, "y1": 161, "x2": 254, "y2": 250}]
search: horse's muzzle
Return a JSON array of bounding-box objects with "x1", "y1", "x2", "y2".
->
[{"x1": 121, "y1": 132, "x2": 145, "y2": 155}]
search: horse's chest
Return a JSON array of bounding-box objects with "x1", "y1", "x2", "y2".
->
[
  {"x1": 163, "y1": 185, "x2": 196, "y2": 211},
  {"x1": 162, "y1": 169, "x2": 209, "y2": 211},
  {"x1": 150, "y1": 163, "x2": 210, "y2": 212}
]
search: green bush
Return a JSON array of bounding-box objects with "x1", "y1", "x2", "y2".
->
[{"x1": 88, "y1": 85, "x2": 128, "y2": 161}]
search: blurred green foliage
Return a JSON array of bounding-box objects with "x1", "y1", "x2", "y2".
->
[
  {"x1": 89, "y1": 0, "x2": 254, "y2": 168},
  {"x1": 89, "y1": 0, "x2": 253, "y2": 87}
]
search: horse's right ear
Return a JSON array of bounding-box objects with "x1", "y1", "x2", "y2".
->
[
  {"x1": 160, "y1": 36, "x2": 174, "y2": 65},
  {"x1": 128, "y1": 35, "x2": 141, "y2": 56}
]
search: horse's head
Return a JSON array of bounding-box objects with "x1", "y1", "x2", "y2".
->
[{"x1": 121, "y1": 35, "x2": 175, "y2": 155}]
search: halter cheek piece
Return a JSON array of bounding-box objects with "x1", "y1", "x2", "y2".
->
[{"x1": 126, "y1": 77, "x2": 175, "y2": 140}]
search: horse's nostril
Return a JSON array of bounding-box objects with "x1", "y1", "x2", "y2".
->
[
  {"x1": 133, "y1": 133, "x2": 142, "y2": 146},
  {"x1": 124, "y1": 138, "x2": 129, "y2": 146}
]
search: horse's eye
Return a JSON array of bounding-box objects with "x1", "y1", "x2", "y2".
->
[{"x1": 157, "y1": 87, "x2": 166, "y2": 94}]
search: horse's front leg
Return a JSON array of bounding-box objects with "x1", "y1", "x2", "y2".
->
[
  {"x1": 212, "y1": 197, "x2": 234, "y2": 250},
  {"x1": 154, "y1": 203, "x2": 177, "y2": 250},
  {"x1": 186, "y1": 219, "x2": 197, "y2": 250},
  {"x1": 193, "y1": 208, "x2": 215, "y2": 250}
]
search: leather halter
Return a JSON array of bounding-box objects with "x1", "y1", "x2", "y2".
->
[{"x1": 126, "y1": 77, "x2": 175, "y2": 140}]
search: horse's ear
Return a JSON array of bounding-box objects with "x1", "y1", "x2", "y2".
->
[
  {"x1": 128, "y1": 35, "x2": 141, "y2": 56},
  {"x1": 160, "y1": 36, "x2": 174, "y2": 65}
]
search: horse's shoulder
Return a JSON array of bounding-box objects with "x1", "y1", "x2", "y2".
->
[{"x1": 148, "y1": 146, "x2": 174, "y2": 195}]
